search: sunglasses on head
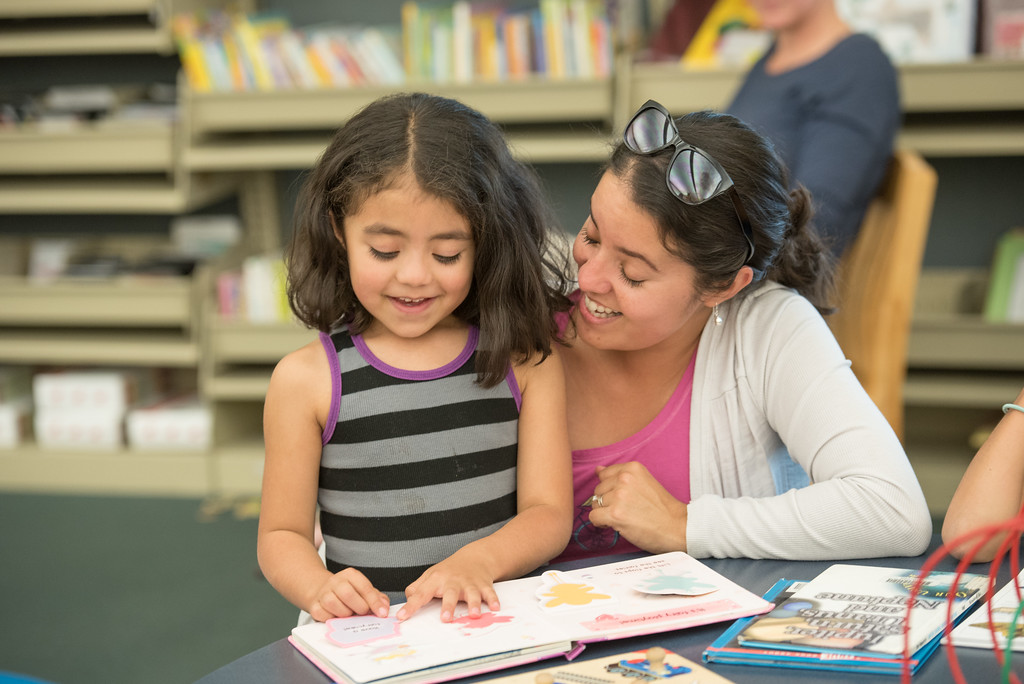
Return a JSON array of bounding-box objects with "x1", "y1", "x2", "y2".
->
[{"x1": 623, "y1": 99, "x2": 756, "y2": 266}]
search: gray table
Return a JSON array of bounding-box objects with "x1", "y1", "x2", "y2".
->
[{"x1": 196, "y1": 536, "x2": 1021, "y2": 683}]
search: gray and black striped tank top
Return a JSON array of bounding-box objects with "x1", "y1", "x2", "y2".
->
[{"x1": 317, "y1": 325, "x2": 520, "y2": 601}]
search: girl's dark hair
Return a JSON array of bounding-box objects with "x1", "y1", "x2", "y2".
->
[
  {"x1": 287, "y1": 92, "x2": 571, "y2": 386},
  {"x1": 608, "y1": 109, "x2": 836, "y2": 314}
]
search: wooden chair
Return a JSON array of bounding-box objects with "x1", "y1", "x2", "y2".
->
[{"x1": 828, "y1": 149, "x2": 938, "y2": 442}]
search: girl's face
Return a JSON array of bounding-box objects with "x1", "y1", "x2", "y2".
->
[
  {"x1": 340, "y1": 174, "x2": 475, "y2": 341},
  {"x1": 572, "y1": 172, "x2": 711, "y2": 353}
]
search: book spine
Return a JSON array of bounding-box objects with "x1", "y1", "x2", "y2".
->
[{"x1": 452, "y1": 0, "x2": 474, "y2": 82}]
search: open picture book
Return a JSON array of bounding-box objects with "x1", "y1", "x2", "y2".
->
[
  {"x1": 703, "y1": 564, "x2": 988, "y2": 675},
  {"x1": 289, "y1": 551, "x2": 773, "y2": 684},
  {"x1": 945, "y1": 567, "x2": 1024, "y2": 652}
]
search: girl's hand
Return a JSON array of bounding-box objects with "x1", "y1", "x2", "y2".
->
[
  {"x1": 587, "y1": 462, "x2": 688, "y2": 553},
  {"x1": 309, "y1": 567, "x2": 391, "y2": 622},
  {"x1": 397, "y1": 549, "x2": 499, "y2": 622}
]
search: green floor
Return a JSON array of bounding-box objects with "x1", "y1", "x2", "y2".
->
[{"x1": 0, "y1": 493, "x2": 298, "y2": 684}]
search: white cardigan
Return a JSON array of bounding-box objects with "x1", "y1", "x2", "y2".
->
[{"x1": 685, "y1": 281, "x2": 932, "y2": 559}]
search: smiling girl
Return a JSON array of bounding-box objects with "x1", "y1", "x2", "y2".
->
[{"x1": 257, "y1": 93, "x2": 573, "y2": 624}]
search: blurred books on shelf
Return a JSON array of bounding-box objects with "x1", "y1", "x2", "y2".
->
[
  {"x1": 216, "y1": 253, "x2": 291, "y2": 323},
  {"x1": 172, "y1": 2, "x2": 613, "y2": 92},
  {"x1": 681, "y1": 0, "x2": 768, "y2": 69},
  {"x1": 170, "y1": 215, "x2": 242, "y2": 259},
  {"x1": 981, "y1": 0, "x2": 1024, "y2": 57},
  {"x1": 983, "y1": 227, "x2": 1024, "y2": 323},
  {"x1": 402, "y1": 0, "x2": 613, "y2": 82},
  {"x1": 0, "y1": 83, "x2": 176, "y2": 131},
  {"x1": 171, "y1": 10, "x2": 405, "y2": 91}
]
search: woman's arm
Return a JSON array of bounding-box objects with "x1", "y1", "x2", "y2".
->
[
  {"x1": 399, "y1": 347, "x2": 574, "y2": 621},
  {"x1": 257, "y1": 340, "x2": 389, "y2": 620},
  {"x1": 687, "y1": 291, "x2": 932, "y2": 560},
  {"x1": 942, "y1": 388, "x2": 1024, "y2": 561}
]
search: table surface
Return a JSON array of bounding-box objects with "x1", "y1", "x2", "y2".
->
[{"x1": 196, "y1": 536, "x2": 1022, "y2": 684}]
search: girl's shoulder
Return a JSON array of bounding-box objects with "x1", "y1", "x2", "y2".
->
[
  {"x1": 511, "y1": 344, "x2": 564, "y2": 396},
  {"x1": 269, "y1": 335, "x2": 333, "y2": 391}
]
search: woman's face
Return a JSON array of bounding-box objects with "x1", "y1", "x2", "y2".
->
[
  {"x1": 749, "y1": 0, "x2": 829, "y2": 31},
  {"x1": 571, "y1": 171, "x2": 711, "y2": 353}
]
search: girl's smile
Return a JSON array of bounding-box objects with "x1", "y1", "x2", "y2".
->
[{"x1": 339, "y1": 173, "x2": 475, "y2": 345}]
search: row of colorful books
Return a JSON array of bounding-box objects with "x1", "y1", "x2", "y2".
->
[
  {"x1": 170, "y1": 1, "x2": 614, "y2": 93},
  {"x1": 401, "y1": 0, "x2": 613, "y2": 83},
  {"x1": 215, "y1": 253, "x2": 291, "y2": 323},
  {"x1": 171, "y1": 11, "x2": 404, "y2": 92}
]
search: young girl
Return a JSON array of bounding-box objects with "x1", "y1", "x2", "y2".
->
[{"x1": 258, "y1": 92, "x2": 574, "y2": 624}]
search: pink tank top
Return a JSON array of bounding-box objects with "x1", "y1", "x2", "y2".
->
[{"x1": 552, "y1": 306, "x2": 695, "y2": 564}]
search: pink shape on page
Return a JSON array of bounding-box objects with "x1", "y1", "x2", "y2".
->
[
  {"x1": 451, "y1": 613, "x2": 515, "y2": 628},
  {"x1": 579, "y1": 599, "x2": 742, "y2": 632}
]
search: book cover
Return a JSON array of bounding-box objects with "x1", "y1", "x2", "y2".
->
[
  {"x1": 704, "y1": 578, "x2": 944, "y2": 674},
  {"x1": 721, "y1": 564, "x2": 987, "y2": 670},
  {"x1": 681, "y1": 0, "x2": 762, "y2": 69},
  {"x1": 945, "y1": 567, "x2": 1024, "y2": 652},
  {"x1": 290, "y1": 551, "x2": 772, "y2": 684}
]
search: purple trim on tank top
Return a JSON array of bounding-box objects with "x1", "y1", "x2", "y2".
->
[
  {"x1": 351, "y1": 326, "x2": 479, "y2": 380},
  {"x1": 318, "y1": 326, "x2": 492, "y2": 444},
  {"x1": 505, "y1": 366, "x2": 522, "y2": 412},
  {"x1": 320, "y1": 332, "x2": 342, "y2": 446}
]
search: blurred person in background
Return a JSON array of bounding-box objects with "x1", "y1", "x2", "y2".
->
[{"x1": 726, "y1": 0, "x2": 900, "y2": 257}]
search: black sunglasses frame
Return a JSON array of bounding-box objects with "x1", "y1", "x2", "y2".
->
[{"x1": 624, "y1": 100, "x2": 757, "y2": 266}]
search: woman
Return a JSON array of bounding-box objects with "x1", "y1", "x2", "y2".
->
[
  {"x1": 726, "y1": 0, "x2": 900, "y2": 257},
  {"x1": 553, "y1": 99, "x2": 931, "y2": 563}
]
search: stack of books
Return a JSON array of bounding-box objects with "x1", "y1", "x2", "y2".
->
[{"x1": 703, "y1": 564, "x2": 989, "y2": 675}]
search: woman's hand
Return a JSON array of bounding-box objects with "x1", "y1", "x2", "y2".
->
[
  {"x1": 587, "y1": 462, "x2": 688, "y2": 553},
  {"x1": 398, "y1": 547, "x2": 500, "y2": 622},
  {"x1": 309, "y1": 568, "x2": 391, "y2": 622}
]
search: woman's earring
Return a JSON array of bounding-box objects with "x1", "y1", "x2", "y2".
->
[{"x1": 713, "y1": 304, "x2": 724, "y2": 326}]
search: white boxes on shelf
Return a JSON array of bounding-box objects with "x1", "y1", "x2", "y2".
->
[
  {"x1": 33, "y1": 408, "x2": 124, "y2": 449},
  {"x1": 31, "y1": 369, "x2": 158, "y2": 449},
  {"x1": 126, "y1": 394, "x2": 211, "y2": 451},
  {"x1": 32, "y1": 369, "x2": 152, "y2": 414}
]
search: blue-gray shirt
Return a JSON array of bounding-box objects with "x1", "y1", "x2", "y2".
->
[{"x1": 727, "y1": 34, "x2": 900, "y2": 257}]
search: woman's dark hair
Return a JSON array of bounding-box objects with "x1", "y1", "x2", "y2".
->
[
  {"x1": 287, "y1": 92, "x2": 571, "y2": 386},
  {"x1": 607, "y1": 109, "x2": 836, "y2": 314}
]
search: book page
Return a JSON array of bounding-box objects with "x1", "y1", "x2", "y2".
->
[
  {"x1": 946, "y1": 568, "x2": 1024, "y2": 651},
  {"x1": 291, "y1": 552, "x2": 771, "y2": 684}
]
